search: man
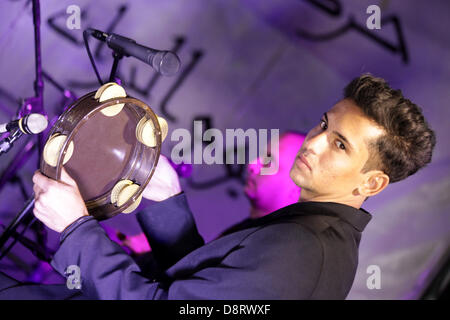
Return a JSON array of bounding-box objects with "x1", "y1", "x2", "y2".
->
[
  {"x1": 220, "y1": 131, "x2": 305, "y2": 236},
  {"x1": 245, "y1": 131, "x2": 305, "y2": 219},
  {"x1": 0, "y1": 74, "x2": 436, "y2": 299}
]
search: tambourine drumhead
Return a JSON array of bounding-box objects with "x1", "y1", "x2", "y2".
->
[{"x1": 40, "y1": 91, "x2": 163, "y2": 220}]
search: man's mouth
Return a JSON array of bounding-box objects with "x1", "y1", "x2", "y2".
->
[
  {"x1": 296, "y1": 154, "x2": 311, "y2": 171},
  {"x1": 246, "y1": 176, "x2": 256, "y2": 187},
  {"x1": 244, "y1": 178, "x2": 257, "y2": 199}
]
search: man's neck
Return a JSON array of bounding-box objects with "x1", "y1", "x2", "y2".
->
[
  {"x1": 249, "y1": 206, "x2": 271, "y2": 219},
  {"x1": 298, "y1": 190, "x2": 363, "y2": 209}
]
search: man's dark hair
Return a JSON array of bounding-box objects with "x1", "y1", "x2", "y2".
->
[{"x1": 344, "y1": 74, "x2": 436, "y2": 183}]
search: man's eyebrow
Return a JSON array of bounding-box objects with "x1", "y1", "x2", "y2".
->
[
  {"x1": 334, "y1": 131, "x2": 354, "y2": 151},
  {"x1": 323, "y1": 112, "x2": 355, "y2": 151}
]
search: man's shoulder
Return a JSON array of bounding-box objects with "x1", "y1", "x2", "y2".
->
[
  {"x1": 238, "y1": 217, "x2": 324, "y2": 252},
  {"x1": 256, "y1": 204, "x2": 339, "y2": 235}
]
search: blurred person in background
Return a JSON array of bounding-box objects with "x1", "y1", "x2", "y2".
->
[{"x1": 115, "y1": 131, "x2": 306, "y2": 273}]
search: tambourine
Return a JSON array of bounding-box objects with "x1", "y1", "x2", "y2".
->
[{"x1": 40, "y1": 82, "x2": 168, "y2": 220}]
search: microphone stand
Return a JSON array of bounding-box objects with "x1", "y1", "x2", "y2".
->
[
  {"x1": 0, "y1": 0, "x2": 50, "y2": 263},
  {"x1": 0, "y1": 197, "x2": 35, "y2": 260},
  {"x1": 84, "y1": 28, "x2": 125, "y2": 84},
  {"x1": 83, "y1": 29, "x2": 125, "y2": 85},
  {"x1": 109, "y1": 51, "x2": 124, "y2": 82}
]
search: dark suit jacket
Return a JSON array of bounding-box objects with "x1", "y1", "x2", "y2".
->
[{"x1": 0, "y1": 193, "x2": 371, "y2": 299}]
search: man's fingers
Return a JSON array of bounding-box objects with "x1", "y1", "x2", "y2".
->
[
  {"x1": 33, "y1": 205, "x2": 46, "y2": 220},
  {"x1": 32, "y1": 170, "x2": 43, "y2": 184},
  {"x1": 34, "y1": 197, "x2": 46, "y2": 212},
  {"x1": 33, "y1": 207, "x2": 51, "y2": 227},
  {"x1": 32, "y1": 171, "x2": 53, "y2": 192},
  {"x1": 33, "y1": 183, "x2": 43, "y2": 197}
]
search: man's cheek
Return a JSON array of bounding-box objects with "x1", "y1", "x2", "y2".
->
[{"x1": 261, "y1": 180, "x2": 277, "y2": 194}]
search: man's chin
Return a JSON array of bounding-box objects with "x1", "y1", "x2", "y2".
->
[{"x1": 289, "y1": 170, "x2": 304, "y2": 188}]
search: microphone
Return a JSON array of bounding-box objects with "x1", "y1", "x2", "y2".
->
[
  {"x1": 87, "y1": 28, "x2": 181, "y2": 76},
  {"x1": 0, "y1": 113, "x2": 48, "y2": 135}
]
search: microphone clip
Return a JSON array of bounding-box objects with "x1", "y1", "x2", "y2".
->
[{"x1": 0, "y1": 128, "x2": 24, "y2": 156}]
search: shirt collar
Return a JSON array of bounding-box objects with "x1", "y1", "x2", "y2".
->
[
  {"x1": 286, "y1": 201, "x2": 372, "y2": 232},
  {"x1": 264, "y1": 201, "x2": 372, "y2": 232}
]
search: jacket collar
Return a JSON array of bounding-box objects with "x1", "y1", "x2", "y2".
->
[{"x1": 260, "y1": 201, "x2": 372, "y2": 233}]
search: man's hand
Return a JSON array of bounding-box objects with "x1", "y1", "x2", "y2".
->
[
  {"x1": 33, "y1": 167, "x2": 88, "y2": 233},
  {"x1": 142, "y1": 154, "x2": 182, "y2": 202}
]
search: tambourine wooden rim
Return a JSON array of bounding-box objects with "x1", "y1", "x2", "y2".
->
[{"x1": 40, "y1": 91, "x2": 162, "y2": 220}]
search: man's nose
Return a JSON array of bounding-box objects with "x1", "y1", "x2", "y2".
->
[
  {"x1": 304, "y1": 130, "x2": 327, "y2": 155},
  {"x1": 247, "y1": 157, "x2": 262, "y2": 175}
]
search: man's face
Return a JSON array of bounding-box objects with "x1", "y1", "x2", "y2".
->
[
  {"x1": 245, "y1": 133, "x2": 305, "y2": 212},
  {"x1": 290, "y1": 99, "x2": 385, "y2": 202}
]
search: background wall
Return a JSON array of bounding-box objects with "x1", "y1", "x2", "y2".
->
[{"x1": 0, "y1": 0, "x2": 448, "y2": 299}]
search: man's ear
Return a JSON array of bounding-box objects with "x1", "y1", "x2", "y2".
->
[{"x1": 358, "y1": 171, "x2": 390, "y2": 198}]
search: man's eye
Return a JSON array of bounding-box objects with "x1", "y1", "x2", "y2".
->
[
  {"x1": 336, "y1": 140, "x2": 346, "y2": 150},
  {"x1": 320, "y1": 120, "x2": 327, "y2": 130},
  {"x1": 262, "y1": 156, "x2": 271, "y2": 167}
]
